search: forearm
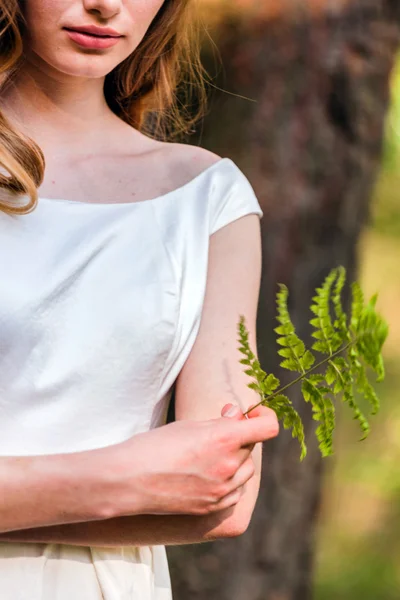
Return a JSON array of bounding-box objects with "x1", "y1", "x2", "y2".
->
[
  {"x1": 0, "y1": 446, "x2": 116, "y2": 533},
  {"x1": 0, "y1": 510, "x2": 237, "y2": 547},
  {"x1": 0, "y1": 486, "x2": 257, "y2": 547},
  {"x1": 0, "y1": 446, "x2": 262, "y2": 547}
]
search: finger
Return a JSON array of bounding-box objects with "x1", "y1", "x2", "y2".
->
[
  {"x1": 221, "y1": 404, "x2": 243, "y2": 420},
  {"x1": 220, "y1": 404, "x2": 255, "y2": 456},
  {"x1": 233, "y1": 413, "x2": 280, "y2": 448},
  {"x1": 209, "y1": 485, "x2": 245, "y2": 513},
  {"x1": 245, "y1": 404, "x2": 277, "y2": 420},
  {"x1": 237, "y1": 406, "x2": 276, "y2": 452},
  {"x1": 224, "y1": 457, "x2": 255, "y2": 495},
  {"x1": 234, "y1": 444, "x2": 255, "y2": 464}
]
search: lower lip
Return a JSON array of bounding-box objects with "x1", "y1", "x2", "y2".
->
[{"x1": 65, "y1": 29, "x2": 121, "y2": 49}]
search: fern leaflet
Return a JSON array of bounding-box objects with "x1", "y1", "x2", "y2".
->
[{"x1": 237, "y1": 266, "x2": 389, "y2": 460}]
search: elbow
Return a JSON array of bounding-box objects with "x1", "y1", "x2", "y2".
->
[
  {"x1": 201, "y1": 511, "x2": 252, "y2": 542},
  {"x1": 209, "y1": 508, "x2": 252, "y2": 539},
  {"x1": 221, "y1": 516, "x2": 251, "y2": 538},
  {"x1": 203, "y1": 476, "x2": 260, "y2": 541},
  {"x1": 222, "y1": 479, "x2": 260, "y2": 538}
]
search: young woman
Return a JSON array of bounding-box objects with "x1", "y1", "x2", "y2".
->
[{"x1": 0, "y1": 1, "x2": 279, "y2": 598}]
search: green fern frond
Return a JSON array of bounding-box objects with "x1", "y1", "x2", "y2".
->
[
  {"x1": 328, "y1": 356, "x2": 370, "y2": 438},
  {"x1": 275, "y1": 285, "x2": 315, "y2": 373},
  {"x1": 347, "y1": 346, "x2": 380, "y2": 420},
  {"x1": 355, "y1": 294, "x2": 389, "y2": 382},
  {"x1": 238, "y1": 315, "x2": 306, "y2": 460},
  {"x1": 310, "y1": 269, "x2": 342, "y2": 354},
  {"x1": 350, "y1": 282, "x2": 364, "y2": 333},
  {"x1": 302, "y1": 377, "x2": 335, "y2": 457},
  {"x1": 332, "y1": 266, "x2": 351, "y2": 345},
  {"x1": 237, "y1": 265, "x2": 389, "y2": 461},
  {"x1": 271, "y1": 395, "x2": 307, "y2": 460},
  {"x1": 354, "y1": 364, "x2": 380, "y2": 417}
]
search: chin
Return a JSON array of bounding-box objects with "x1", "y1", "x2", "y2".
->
[
  {"x1": 34, "y1": 48, "x2": 126, "y2": 80},
  {"x1": 56, "y1": 56, "x2": 119, "y2": 79}
]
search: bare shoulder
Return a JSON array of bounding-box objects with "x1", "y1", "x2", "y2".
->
[
  {"x1": 156, "y1": 142, "x2": 223, "y2": 187},
  {"x1": 167, "y1": 143, "x2": 222, "y2": 172}
]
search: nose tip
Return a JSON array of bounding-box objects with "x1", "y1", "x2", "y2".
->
[{"x1": 83, "y1": 0, "x2": 122, "y2": 19}]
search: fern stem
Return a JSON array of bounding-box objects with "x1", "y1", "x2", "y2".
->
[{"x1": 243, "y1": 339, "x2": 354, "y2": 416}]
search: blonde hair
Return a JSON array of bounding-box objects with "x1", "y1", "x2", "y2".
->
[{"x1": 0, "y1": 0, "x2": 207, "y2": 215}]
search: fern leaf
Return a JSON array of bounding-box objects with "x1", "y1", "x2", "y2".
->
[
  {"x1": 355, "y1": 294, "x2": 389, "y2": 382},
  {"x1": 310, "y1": 269, "x2": 340, "y2": 355},
  {"x1": 237, "y1": 264, "x2": 388, "y2": 461},
  {"x1": 275, "y1": 285, "x2": 313, "y2": 373},
  {"x1": 247, "y1": 382, "x2": 262, "y2": 393},
  {"x1": 266, "y1": 394, "x2": 307, "y2": 460},
  {"x1": 261, "y1": 374, "x2": 280, "y2": 396},
  {"x1": 356, "y1": 367, "x2": 380, "y2": 417},
  {"x1": 332, "y1": 266, "x2": 350, "y2": 344},
  {"x1": 343, "y1": 386, "x2": 371, "y2": 441},
  {"x1": 302, "y1": 378, "x2": 335, "y2": 456},
  {"x1": 337, "y1": 355, "x2": 370, "y2": 439},
  {"x1": 302, "y1": 350, "x2": 316, "y2": 371},
  {"x1": 238, "y1": 314, "x2": 307, "y2": 460},
  {"x1": 350, "y1": 282, "x2": 364, "y2": 334},
  {"x1": 307, "y1": 374, "x2": 325, "y2": 384}
]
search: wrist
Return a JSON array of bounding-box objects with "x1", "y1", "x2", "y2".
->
[
  {"x1": 32, "y1": 446, "x2": 121, "y2": 524},
  {"x1": 92, "y1": 439, "x2": 147, "y2": 519}
]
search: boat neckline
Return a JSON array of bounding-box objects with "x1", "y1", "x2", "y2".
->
[{"x1": 37, "y1": 157, "x2": 232, "y2": 208}]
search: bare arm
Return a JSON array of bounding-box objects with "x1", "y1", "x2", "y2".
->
[
  {"x1": 0, "y1": 213, "x2": 265, "y2": 548},
  {"x1": 0, "y1": 446, "x2": 118, "y2": 533},
  {"x1": 0, "y1": 416, "x2": 268, "y2": 547},
  {"x1": 0, "y1": 505, "x2": 246, "y2": 547},
  {"x1": 173, "y1": 213, "x2": 264, "y2": 531}
]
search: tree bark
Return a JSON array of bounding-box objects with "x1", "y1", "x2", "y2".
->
[{"x1": 167, "y1": 1, "x2": 400, "y2": 598}]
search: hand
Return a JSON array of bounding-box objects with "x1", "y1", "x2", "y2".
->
[{"x1": 107, "y1": 403, "x2": 279, "y2": 518}]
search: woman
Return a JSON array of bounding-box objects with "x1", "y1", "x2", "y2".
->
[{"x1": 0, "y1": 1, "x2": 279, "y2": 598}]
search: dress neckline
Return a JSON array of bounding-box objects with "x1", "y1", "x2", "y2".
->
[{"x1": 38, "y1": 157, "x2": 232, "y2": 208}]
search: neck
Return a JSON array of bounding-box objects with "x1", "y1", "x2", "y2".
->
[{"x1": 0, "y1": 54, "x2": 116, "y2": 154}]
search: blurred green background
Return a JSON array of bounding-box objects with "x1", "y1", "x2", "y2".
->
[{"x1": 315, "y1": 54, "x2": 400, "y2": 600}]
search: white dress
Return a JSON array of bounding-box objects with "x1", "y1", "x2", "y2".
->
[{"x1": 0, "y1": 158, "x2": 263, "y2": 599}]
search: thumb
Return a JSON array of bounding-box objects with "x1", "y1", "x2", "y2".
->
[{"x1": 221, "y1": 403, "x2": 242, "y2": 419}]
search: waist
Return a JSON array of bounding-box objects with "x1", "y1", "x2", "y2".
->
[{"x1": 0, "y1": 543, "x2": 171, "y2": 600}]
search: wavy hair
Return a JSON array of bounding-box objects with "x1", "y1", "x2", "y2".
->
[{"x1": 0, "y1": 0, "x2": 207, "y2": 215}]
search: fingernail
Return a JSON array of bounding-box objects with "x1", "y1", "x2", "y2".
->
[{"x1": 224, "y1": 405, "x2": 239, "y2": 417}]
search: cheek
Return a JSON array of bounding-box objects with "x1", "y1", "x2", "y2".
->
[
  {"x1": 127, "y1": 0, "x2": 165, "y2": 40},
  {"x1": 23, "y1": 0, "x2": 64, "y2": 27},
  {"x1": 108, "y1": 0, "x2": 166, "y2": 68},
  {"x1": 22, "y1": 0, "x2": 64, "y2": 49}
]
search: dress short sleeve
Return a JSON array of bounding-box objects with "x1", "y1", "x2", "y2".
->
[{"x1": 209, "y1": 159, "x2": 263, "y2": 235}]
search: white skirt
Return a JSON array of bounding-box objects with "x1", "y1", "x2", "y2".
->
[{"x1": 0, "y1": 543, "x2": 172, "y2": 599}]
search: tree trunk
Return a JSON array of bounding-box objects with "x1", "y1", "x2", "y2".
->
[{"x1": 167, "y1": 1, "x2": 400, "y2": 598}]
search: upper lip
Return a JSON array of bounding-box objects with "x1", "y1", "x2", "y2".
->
[{"x1": 64, "y1": 25, "x2": 122, "y2": 37}]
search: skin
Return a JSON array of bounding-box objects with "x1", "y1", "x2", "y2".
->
[
  {"x1": 21, "y1": 0, "x2": 165, "y2": 80},
  {"x1": 1, "y1": 0, "x2": 220, "y2": 203},
  {"x1": 0, "y1": 0, "x2": 279, "y2": 545}
]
